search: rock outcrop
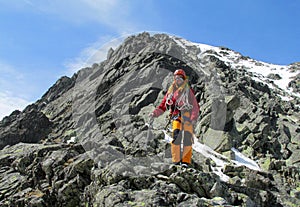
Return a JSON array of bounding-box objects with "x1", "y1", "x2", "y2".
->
[
  {"x1": 0, "y1": 104, "x2": 52, "y2": 150},
  {"x1": 0, "y1": 32, "x2": 299, "y2": 206}
]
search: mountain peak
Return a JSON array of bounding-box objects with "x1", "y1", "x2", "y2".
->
[{"x1": 0, "y1": 32, "x2": 299, "y2": 206}]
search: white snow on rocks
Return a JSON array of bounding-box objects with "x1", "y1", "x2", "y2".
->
[
  {"x1": 170, "y1": 35, "x2": 300, "y2": 101},
  {"x1": 163, "y1": 131, "x2": 261, "y2": 182}
]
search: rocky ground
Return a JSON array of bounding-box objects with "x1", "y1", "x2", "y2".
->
[{"x1": 0, "y1": 32, "x2": 299, "y2": 206}]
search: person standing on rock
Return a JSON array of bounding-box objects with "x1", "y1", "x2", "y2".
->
[{"x1": 150, "y1": 69, "x2": 199, "y2": 167}]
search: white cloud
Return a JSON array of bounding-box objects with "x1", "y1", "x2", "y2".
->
[
  {"x1": 0, "y1": 0, "x2": 149, "y2": 119},
  {"x1": 63, "y1": 34, "x2": 125, "y2": 75},
  {"x1": 4, "y1": 0, "x2": 143, "y2": 75},
  {"x1": 0, "y1": 61, "x2": 28, "y2": 98},
  {"x1": 16, "y1": 0, "x2": 136, "y2": 33},
  {"x1": 13, "y1": 0, "x2": 139, "y2": 77},
  {"x1": 0, "y1": 91, "x2": 31, "y2": 120},
  {"x1": 0, "y1": 62, "x2": 25, "y2": 101},
  {"x1": 1, "y1": 0, "x2": 138, "y2": 34},
  {"x1": 24, "y1": 0, "x2": 34, "y2": 6},
  {"x1": 63, "y1": 30, "x2": 164, "y2": 76},
  {"x1": 0, "y1": 61, "x2": 24, "y2": 81},
  {"x1": 0, "y1": 61, "x2": 31, "y2": 120}
]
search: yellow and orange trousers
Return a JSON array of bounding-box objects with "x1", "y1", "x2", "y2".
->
[{"x1": 171, "y1": 113, "x2": 194, "y2": 164}]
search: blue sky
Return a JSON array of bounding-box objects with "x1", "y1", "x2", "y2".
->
[{"x1": 0, "y1": 0, "x2": 299, "y2": 119}]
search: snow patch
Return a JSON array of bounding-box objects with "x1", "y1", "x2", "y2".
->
[
  {"x1": 231, "y1": 148, "x2": 260, "y2": 171},
  {"x1": 163, "y1": 131, "x2": 261, "y2": 182}
]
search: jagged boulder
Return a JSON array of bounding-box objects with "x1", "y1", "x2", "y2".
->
[
  {"x1": 199, "y1": 95, "x2": 241, "y2": 152},
  {"x1": 37, "y1": 76, "x2": 76, "y2": 106},
  {"x1": 0, "y1": 142, "x2": 93, "y2": 207},
  {"x1": 0, "y1": 104, "x2": 52, "y2": 149}
]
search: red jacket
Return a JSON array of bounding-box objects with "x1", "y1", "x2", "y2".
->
[{"x1": 152, "y1": 87, "x2": 199, "y2": 122}]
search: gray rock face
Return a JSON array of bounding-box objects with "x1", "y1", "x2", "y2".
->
[
  {"x1": 0, "y1": 104, "x2": 52, "y2": 150},
  {"x1": 0, "y1": 32, "x2": 299, "y2": 207}
]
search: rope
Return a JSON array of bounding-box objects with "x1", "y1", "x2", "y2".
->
[
  {"x1": 166, "y1": 80, "x2": 193, "y2": 112},
  {"x1": 175, "y1": 88, "x2": 193, "y2": 111}
]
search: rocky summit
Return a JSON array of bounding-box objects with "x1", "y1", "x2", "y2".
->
[{"x1": 0, "y1": 32, "x2": 300, "y2": 207}]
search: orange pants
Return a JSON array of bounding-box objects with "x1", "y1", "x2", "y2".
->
[{"x1": 171, "y1": 114, "x2": 194, "y2": 164}]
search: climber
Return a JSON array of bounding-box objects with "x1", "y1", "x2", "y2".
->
[{"x1": 149, "y1": 69, "x2": 199, "y2": 167}]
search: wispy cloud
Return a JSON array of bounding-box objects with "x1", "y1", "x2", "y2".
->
[
  {"x1": 79, "y1": 0, "x2": 134, "y2": 30},
  {"x1": 0, "y1": 0, "x2": 143, "y2": 117},
  {"x1": 0, "y1": 61, "x2": 28, "y2": 101},
  {"x1": 15, "y1": 0, "x2": 139, "y2": 75},
  {"x1": 0, "y1": 91, "x2": 30, "y2": 120},
  {"x1": 23, "y1": 0, "x2": 34, "y2": 7},
  {"x1": 18, "y1": 0, "x2": 137, "y2": 33},
  {"x1": 0, "y1": 61, "x2": 24, "y2": 81},
  {"x1": 0, "y1": 61, "x2": 31, "y2": 119},
  {"x1": 63, "y1": 34, "x2": 125, "y2": 75}
]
